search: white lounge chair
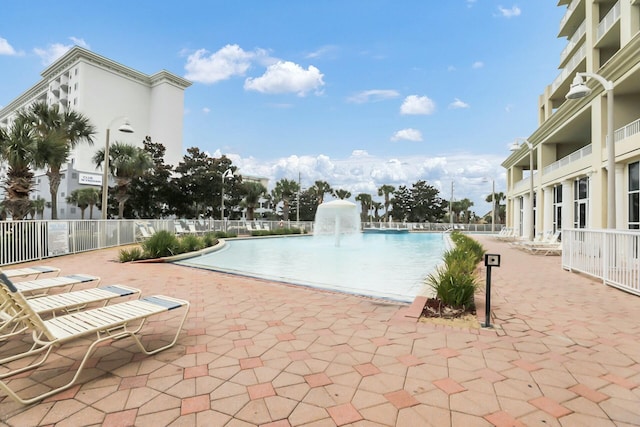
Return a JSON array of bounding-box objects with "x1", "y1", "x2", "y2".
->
[
  {"x1": 3, "y1": 266, "x2": 61, "y2": 280},
  {"x1": 10, "y1": 273, "x2": 100, "y2": 297},
  {"x1": 136, "y1": 223, "x2": 153, "y2": 241},
  {"x1": 174, "y1": 222, "x2": 188, "y2": 235},
  {"x1": 0, "y1": 284, "x2": 140, "y2": 340},
  {"x1": 0, "y1": 273, "x2": 189, "y2": 405}
]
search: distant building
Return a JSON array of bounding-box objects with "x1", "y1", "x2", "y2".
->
[
  {"x1": 0, "y1": 46, "x2": 191, "y2": 219},
  {"x1": 502, "y1": 1, "x2": 640, "y2": 235}
]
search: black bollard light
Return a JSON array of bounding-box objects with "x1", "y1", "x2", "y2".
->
[{"x1": 482, "y1": 254, "x2": 501, "y2": 328}]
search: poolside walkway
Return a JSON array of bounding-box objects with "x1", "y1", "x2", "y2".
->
[{"x1": 0, "y1": 235, "x2": 639, "y2": 426}]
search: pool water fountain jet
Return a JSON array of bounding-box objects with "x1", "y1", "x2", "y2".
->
[{"x1": 314, "y1": 200, "x2": 361, "y2": 246}]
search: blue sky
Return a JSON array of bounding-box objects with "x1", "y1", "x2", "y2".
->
[{"x1": 0, "y1": 1, "x2": 566, "y2": 215}]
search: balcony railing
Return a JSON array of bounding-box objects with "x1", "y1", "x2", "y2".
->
[
  {"x1": 543, "y1": 144, "x2": 592, "y2": 175},
  {"x1": 551, "y1": 44, "x2": 587, "y2": 94},
  {"x1": 560, "y1": 21, "x2": 586, "y2": 65},
  {"x1": 613, "y1": 118, "x2": 640, "y2": 144},
  {"x1": 559, "y1": 0, "x2": 581, "y2": 33},
  {"x1": 597, "y1": 1, "x2": 621, "y2": 41}
]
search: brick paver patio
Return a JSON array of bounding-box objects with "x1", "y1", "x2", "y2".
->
[{"x1": 0, "y1": 235, "x2": 639, "y2": 426}]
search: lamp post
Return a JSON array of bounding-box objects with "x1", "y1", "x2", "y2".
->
[
  {"x1": 220, "y1": 168, "x2": 234, "y2": 221},
  {"x1": 101, "y1": 118, "x2": 134, "y2": 220},
  {"x1": 510, "y1": 138, "x2": 534, "y2": 241},
  {"x1": 566, "y1": 72, "x2": 615, "y2": 228}
]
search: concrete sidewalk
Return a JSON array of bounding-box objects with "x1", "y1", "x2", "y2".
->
[{"x1": 0, "y1": 235, "x2": 639, "y2": 426}]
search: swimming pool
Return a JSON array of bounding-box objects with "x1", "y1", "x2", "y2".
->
[{"x1": 176, "y1": 232, "x2": 449, "y2": 302}]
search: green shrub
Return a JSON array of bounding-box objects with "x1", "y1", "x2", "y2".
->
[
  {"x1": 203, "y1": 232, "x2": 219, "y2": 247},
  {"x1": 179, "y1": 234, "x2": 204, "y2": 253},
  {"x1": 119, "y1": 246, "x2": 143, "y2": 262},
  {"x1": 142, "y1": 230, "x2": 180, "y2": 258}
]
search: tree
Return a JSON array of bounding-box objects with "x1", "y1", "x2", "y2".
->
[
  {"x1": 377, "y1": 184, "x2": 395, "y2": 222},
  {"x1": 93, "y1": 142, "x2": 153, "y2": 219},
  {"x1": 80, "y1": 187, "x2": 101, "y2": 219},
  {"x1": 66, "y1": 189, "x2": 89, "y2": 219},
  {"x1": 485, "y1": 191, "x2": 506, "y2": 224},
  {"x1": 309, "y1": 180, "x2": 333, "y2": 205},
  {"x1": 355, "y1": 193, "x2": 372, "y2": 223},
  {"x1": 271, "y1": 178, "x2": 299, "y2": 220},
  {"x1": 23, "y1": 101, "x2": 96, "y2": 219},
  {"x1": 389, "y1": 186, "x2": 412, "y2": 222},
  {"x1": 0, "y1": 116, "x2": 37, "y2": 220},
  {"x1": 410, "y1": 180, "x2": 445, "y2": 222},
  {"x1": 29, "y1": 197, "x2": 46, "y2": 219},
  {"x1": 333, "y1": 189, "x2": 351, "y2": 200},
  {"x1": 242, "y1": 181, "x2": 267, "y2": 220},
  {"x1": 457, "y1": 198, "x2": 474, "y2": 224},
  {"x1": 289, "y1": 188, "x2": 317, "y2": 221},
  {"x1": 372, "y1": 201, "x2": 383, "y2": 221},
  {"x1": 124, "y1": 136, "x2": 175, "y2": 219}
]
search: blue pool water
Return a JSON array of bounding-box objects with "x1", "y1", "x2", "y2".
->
[{"x1": 176, "y1": 232, "x2": 448, "y2": 302}]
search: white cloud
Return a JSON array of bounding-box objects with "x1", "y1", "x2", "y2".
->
[
  {"x1": 347, "y1": 89, "x2": 400, "y2": 104},
  {"x1": 449, "y1": 98, "x2": 470, "y2": 109},
  {"x1": 498, "y1": 5, "x2": 521, "y2": 18},
  {"x1": 447, "y1": 65, "x2": 456, "y2": 72},
  {"x1": 224, "y1": 151, "x2": 505, "y2": 211},
  {"x1": 244, "y1": 61, "x2": 325, "y2": 96},
  {"x1": 33, "y1": 37, "x2": 90, "y2": 65},
  {"x1": 184, "y1": 44, "x2": 266, "y2": 84},
  {"x1": 472, "y1": 61, "x2": 484, "y2": 69},
  {"x1": 400, "y1": 95, "x2": 436, "y2": 115},
  {"x1": 202, "y1": 107, "x2": 210, "y2": 114},
  {"x1": 466, "y1": 0, "x2": 477, "y2": 7},
  {"x1": 391, "y1": 128, "x2": 423, "y2": 142},
  {"x1": 305, "y1": 45, "x2": 338, "y2": 59},
  {"x1": 0, "y1": 37, "x2": 17, "y2": 55}
]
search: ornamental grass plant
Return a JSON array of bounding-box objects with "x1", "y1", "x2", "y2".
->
[{"x1": 426, "y1": 232, "x2": 485, "y2": 309}]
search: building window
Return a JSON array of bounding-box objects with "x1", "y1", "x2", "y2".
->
[
  {"x1": 70, "y1": 207, "x2": 76, "y2": 214},
  {"x1": 72, "y1": 173, "x2": 78, "y2": 179},
  {"x1": 573, "y1": 176, "x2": 589, "y2": 228},
  {"x1": 629, "y1": 162, "x2": 640, "y2": 229},
  {"x1": 553, "y1": 184, "x2": 562, "y2": 233}
]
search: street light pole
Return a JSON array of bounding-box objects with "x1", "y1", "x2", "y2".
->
[
  {"x1": 101, "y1": 118, "x2": 134, "y2": 220},
  {"x1": 221, "y1": 168, "x2": 233, "y2": 221},
  {"x1": 566, "y1": 72, "x2": 615, "y2": 228}
]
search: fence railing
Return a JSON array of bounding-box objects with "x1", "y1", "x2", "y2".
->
[
  {"x1": 1, "y1": 218, "x2": 498, "y2": 267},
  {"x1": 562, "y1": 228, "x2": 640, "y2": 296}
]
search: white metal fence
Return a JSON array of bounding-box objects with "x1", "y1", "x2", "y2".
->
[
  {"x1": 562, "y1": 228, "x2": 640, "y2": 296},
  {"x1": 1, "y1": 218, "x2": 496, "y2": 267}
]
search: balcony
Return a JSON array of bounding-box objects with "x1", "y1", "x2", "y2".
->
[
  {"x1": 612, "y1": 118, "x2": 640, "y2": 144},
  {"x1": 543, "y1": 144, "x2": 592, "y2": 175},
  {"x1": 559, "y1": 21, "x2": 586, "y2": 68},
  {"x1": 595, "y1": 1, "x2": 621, "y2": 49},
  {"x1": 559, "y1": 0, "x2": 585, "y2": 38},
  {"x1": 550, "y1": 44, "x2": 587, "y2": 95}
]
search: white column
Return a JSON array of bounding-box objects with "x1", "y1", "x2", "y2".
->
[
  {"x1": 587, "y1": 173, "x2": 595, "y2": 229},
  {"x1": 616, "y1": 164, "x2": 625, "y2": 229},
  {"x1": 543, "y1": 186, "x2": 553, "y2": 234},
  {"x1": 513, "y1": 197, "x2": 521, "y2": 235},
  {"x1": 523, "y1": 193, "x2": 532, "y2": 238},
  {"x1": 562, "y1": 180, "x2": 573, "y2": 231}
]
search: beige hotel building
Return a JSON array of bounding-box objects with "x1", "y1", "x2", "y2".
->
[{"x1": 503, "y1": 0, "x2": 640, "y2": 237}]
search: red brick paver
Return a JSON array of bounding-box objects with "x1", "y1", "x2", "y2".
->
[{"x1": 1, "y1": 235, "x2": 640, "y2": 426}]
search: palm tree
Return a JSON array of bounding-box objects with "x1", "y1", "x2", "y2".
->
[
  {"x1": 66, "y1": 189, "x2": 90, "y2": 219},
  {"x1": 485, "y1": 191, "x2": 506, "y2": 224},
  {"x1": 242, "y1": 181, "x2": 267, "y2": 220},
  {"x1": 458, "y1": 198, "x2": 474, "y2": 224},
  {"x1": 0, "y1": 116, "x2": 37, "y2": 220},
  {"x1": 23, "y1": 101, "x2": 96, "y2": 220},
  {"x1": 81, "y1": 187, "x2": 101, "y2": 219},
  {"x1": 372, "y1": 201, "x2": 383, "y2": 221},
  {"x1": 355, "y1": 193, "x2": 372, "y2": 223},
  {"x1": 333, "y1": 189, "x2": 351, "y2": 200},
  {"x1": 271, "y1": 178, "x2": 299, "y2": 221},
  {"x1": 377, "y1": 184, "x2": 395, "y2": 222},
  {"x1": 93, "y1": 142, "x2": 153, "y2": 219},
  {"x1": 29, "y1": 197, "x2": 46, "y2": 219},
  {"x1": 310, "y1": 180, "x2": 333, "y2": 205}
]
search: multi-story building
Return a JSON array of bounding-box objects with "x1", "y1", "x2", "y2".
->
[
  {"x1": 0, "y1": 46, "x2": 191, "y2": 219},
  {"x1": 503, "y1": 1, "x2": 640, "y2": 237}
]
